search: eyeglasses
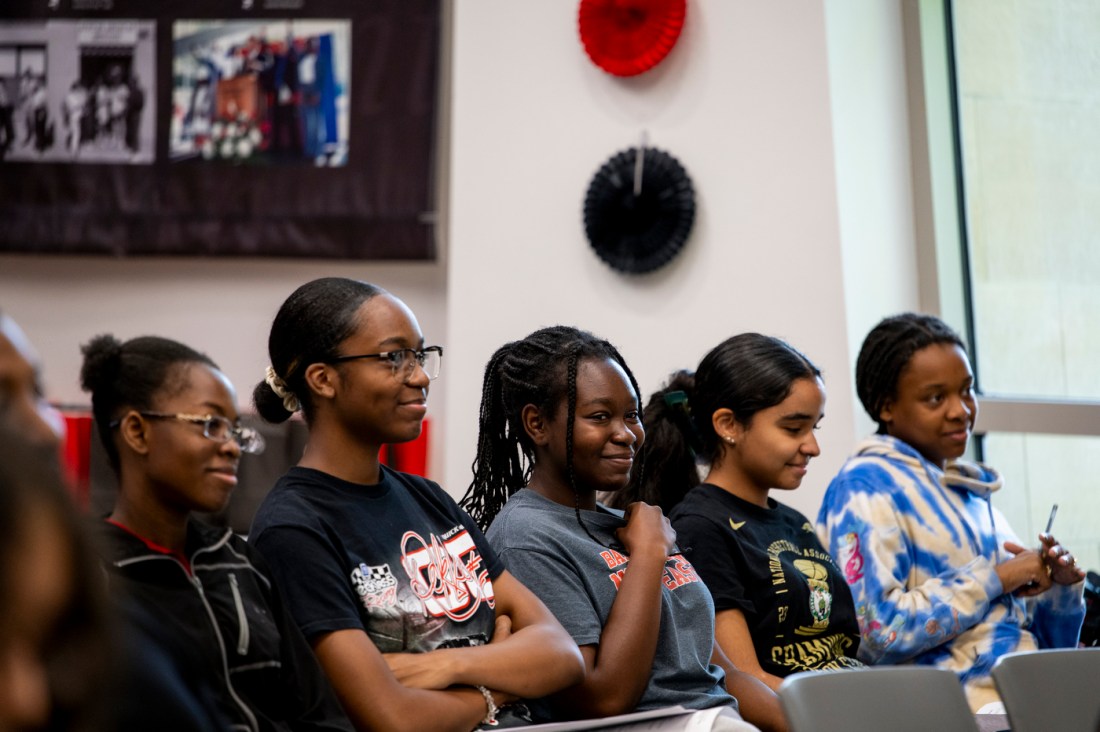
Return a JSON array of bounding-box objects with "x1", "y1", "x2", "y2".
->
[
  {"x1": 327, "y1": 346, "x2": 443, "y2": 382},
  {"x1": 111, "y1": 412, "x2": 266, "y2": 454}
]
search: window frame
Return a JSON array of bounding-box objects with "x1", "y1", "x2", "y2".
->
[{"x1": 903, "y1": 0, "x2": 1100, "y2": 439}]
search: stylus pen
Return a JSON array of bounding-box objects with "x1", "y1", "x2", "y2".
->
[{"x1": 1045, "y1": 504, "x2": 1059, "y2": 535}]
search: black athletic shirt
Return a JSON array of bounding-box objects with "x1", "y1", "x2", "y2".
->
[{"x1": 670, "y1": 483, "x2": 862, "y2": 677}]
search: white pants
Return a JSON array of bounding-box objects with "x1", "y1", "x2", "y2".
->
[{"x1": 525, "y1": 706, "x2": 760, "y2": 732}]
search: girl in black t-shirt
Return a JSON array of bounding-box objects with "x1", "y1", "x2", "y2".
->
[
  {"x1": 609, "y1": 334, "x2": 861, "y2": 691},
  {"x1": 249, "y1": 277, "x2": 584, "y2": 732}
]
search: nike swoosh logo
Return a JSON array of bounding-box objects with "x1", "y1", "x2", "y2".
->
[{"x1": 729, "y1": 519, "x2": 746, "y2": 530}]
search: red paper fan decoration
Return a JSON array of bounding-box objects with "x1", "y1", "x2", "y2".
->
[{"x1": 578, "y1": 0, "x2": 687, "y2": 77}]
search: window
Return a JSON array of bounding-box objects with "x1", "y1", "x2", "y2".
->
[{"x1": 911, "y1": 0, "x2": 1100, "y2": 572}]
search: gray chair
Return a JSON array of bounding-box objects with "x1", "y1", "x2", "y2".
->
[
  {"x1": 991, "y1": 648, "x2": 1100, "y2": 732},
  {"x1": 778, "y1": 667, "x2": 979, "y2": 732}
]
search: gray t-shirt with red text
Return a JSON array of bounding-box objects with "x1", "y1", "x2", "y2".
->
[{"x1": 487, "y1": 489, "x2": 734, "y2": 718}]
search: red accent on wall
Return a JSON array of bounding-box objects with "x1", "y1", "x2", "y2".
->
[
  {"x1": 578, "y1": 0, "x2": 687, "y2": 77},
  {"x1": 380, "y1": 418, "x2": 430, "y2": 476},
  {"x1": 61, "y1": 411, "x2": 93, "y2": 509}
]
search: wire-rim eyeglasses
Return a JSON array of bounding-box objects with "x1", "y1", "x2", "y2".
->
[
  {"x1": 109, "y1": 411, "x2": 266, "y2": 454},
  {"x1": 326, "y1": 346, "x2": 443, "y2": 381}
]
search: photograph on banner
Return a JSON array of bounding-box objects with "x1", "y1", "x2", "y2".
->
[
  {"x1": 0, "y1": 20, "x2": 155, "y2": 164},
  {"x1": 170, "y1": 18, "x2": 350, "y2": 167}
]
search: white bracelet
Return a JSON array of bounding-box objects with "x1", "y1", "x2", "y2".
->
[{"x1": 475, "y1": 685, "x2": 498, "y2": 727}]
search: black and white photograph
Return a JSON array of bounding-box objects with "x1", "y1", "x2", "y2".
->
[{"x1": 0, "y1": 20, "x2": 155, "y2": 164}]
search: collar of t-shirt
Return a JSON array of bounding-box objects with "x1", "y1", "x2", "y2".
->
[{"x1": 104, "y1": 518, "x2": 193, "y2": 575}]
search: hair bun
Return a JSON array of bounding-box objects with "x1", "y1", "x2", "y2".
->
[{"x1": 79, "y1": 334, "x2": 124, "y2": 394}]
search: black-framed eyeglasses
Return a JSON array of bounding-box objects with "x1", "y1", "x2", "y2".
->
[
  {"x1": 110, "y1": 412, "x2": 266, "y2": 454},
  {"x1": 327, "y1": 346, "x2": 443, "y2": 381}
]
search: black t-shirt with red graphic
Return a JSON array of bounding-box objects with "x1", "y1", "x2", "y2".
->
[
  {"x1": 669, "y1": 483, "x2": 862, "y2": 678},
  {"x1": 250, "y1": 465, "x2": 503, "y2": 653}
]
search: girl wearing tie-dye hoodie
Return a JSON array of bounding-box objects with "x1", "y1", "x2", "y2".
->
[{"x1": 817, "y1": 313, "x2": 1086, "y2": 711}]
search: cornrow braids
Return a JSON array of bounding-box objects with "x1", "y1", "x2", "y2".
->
[
  {"x1": 461, "y1": 326, "x2": 645, "y2": 542},
  {"x1": 856, "y1": 313, "x2": 965, "y2": 433}
]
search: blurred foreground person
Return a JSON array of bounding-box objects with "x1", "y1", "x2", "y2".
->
[
  {"x1": 0, "y1": 426, "x2": 109, "y2": 732},
  {"x1": 0, "y1": 311, "x2": 63, "y2": 448}
]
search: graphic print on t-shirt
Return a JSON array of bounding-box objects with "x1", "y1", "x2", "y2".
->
[
  {"x1": 400, "y1": 526, "x2": 496, "y2": 621},
  {"x1": 766, "y1": 537, "x2": 859, "y2": 673},
  {"x1": 836, "y1": 531, "x2": 865, "y2": 584},
  {"x1": 599, "y1": 548, "x2": 703, "y2": 592},
  {"x1": 767, "y1": 539, "x2": 835, "y2": 636},
  {"x1": 351, "y1": 562, "x2": 399, "y2": 609}
]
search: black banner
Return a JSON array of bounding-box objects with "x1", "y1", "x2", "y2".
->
[{"x1": 0, "y1": 0, "x2": 439, "y2": 259}]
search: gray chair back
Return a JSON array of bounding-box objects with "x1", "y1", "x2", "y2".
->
[
  {"x1": 991, "y1": 647, "x2": 1100, "y2": 732},
  {"x1": 778, "y1": 667, "x2": 979, "y2": 732}
]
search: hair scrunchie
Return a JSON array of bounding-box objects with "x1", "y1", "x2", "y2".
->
[
  {"x1": 662, "y1": 389, "x2": 704, "y2": 457},
  {"x1": 265, "y1": 366, "x2": 301, "y2": 413}
]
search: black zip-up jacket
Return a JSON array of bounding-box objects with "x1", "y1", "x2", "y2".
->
[{"x1": 96, "y1": 519, "x2": 352, "y2": 732}]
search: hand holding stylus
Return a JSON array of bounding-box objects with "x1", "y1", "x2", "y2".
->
[{"x1": 1038, "y1": 504, "x2": 1086, "y2": 586}]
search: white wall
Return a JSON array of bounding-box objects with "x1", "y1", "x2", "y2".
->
[
  {"x1": 445, "y1": 0, "x2": 917, "y2": 519},
  {"x1": 0, "y1": 255, "x2": 449, "y2": 477},
  {"x1": 0, "y1": 0, "x2": 921, "y2": 520},
  {"x1": 824, "y1": 0, "x2": 923, "y2": 438}
]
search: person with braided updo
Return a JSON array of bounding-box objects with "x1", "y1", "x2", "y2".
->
[
  {"x1": 80, "y1": 333, "x2": 351, "y2": 732},
  {"x1": 460, "y1": 326, "x2": 782, "y2": 732},
  {"x1": 610, "y1": 334, "x2": 861, "y2": 694},
  {"x1": 248, "y1": 278, "x2": 583, "y2": 732},
  {"x1": 817, "y1": 313, "x2": 1086, "y2": 711}
]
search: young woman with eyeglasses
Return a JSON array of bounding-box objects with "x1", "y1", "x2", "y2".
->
[
  {"x1": 248, "y1": 277, "x2": 583, "y2": 732},
  {"x1": 80, "y1": 333, "x2": 352, "y2": 732}
]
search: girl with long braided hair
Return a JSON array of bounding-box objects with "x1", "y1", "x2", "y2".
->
[{"x1": 461, "y1": 326, "x2": 784, "y2": 732}]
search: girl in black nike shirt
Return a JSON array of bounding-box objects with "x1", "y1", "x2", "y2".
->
[{"x1": 610, "y1": 334, "x2": 861, "y2": 691}]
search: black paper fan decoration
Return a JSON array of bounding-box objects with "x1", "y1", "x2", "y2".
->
[{"x1": 584, "y1": 146, "x2": 695, "y2": 274}]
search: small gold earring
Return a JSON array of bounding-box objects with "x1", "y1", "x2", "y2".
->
[{"x1": 724, "y1": 435, "x2": 736, "y2": 446}]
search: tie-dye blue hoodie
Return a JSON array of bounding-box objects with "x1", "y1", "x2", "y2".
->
[{"x1": 816, "y1": 434, "x2": 1084, "y2": 710}]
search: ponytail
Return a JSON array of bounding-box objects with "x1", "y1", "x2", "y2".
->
[{"x1": 610, "y1": 370, "x2": 701, "y2": 514}]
